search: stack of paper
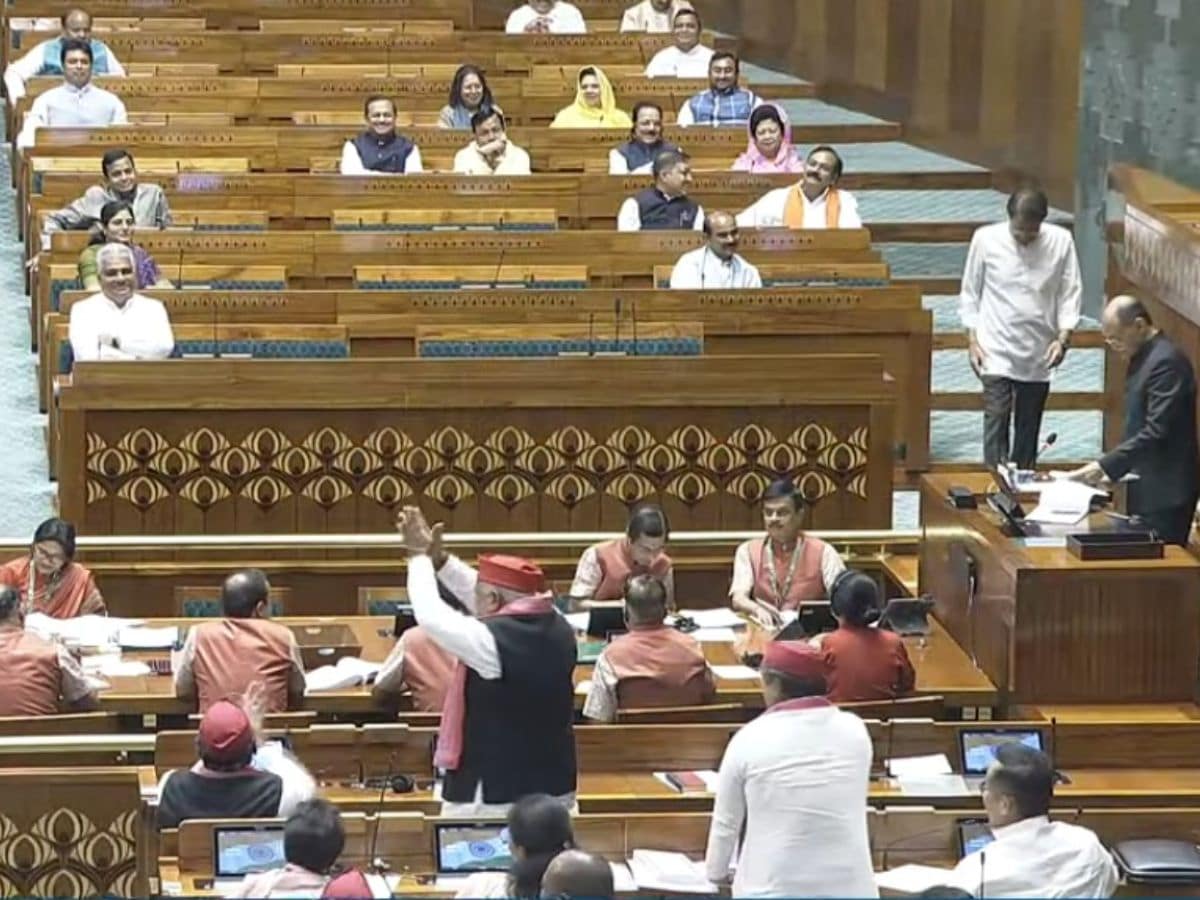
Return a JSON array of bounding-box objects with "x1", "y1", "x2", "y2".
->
[
  {"x1": 304, "y1": 657, "x2": 383, "y2": 692},
  {"x1": 1025, "y1": 479, "x2": 1107, "y2": 525},
  {"x1": 710, "y1": 664, "x2": 760, "y2": 681},
  {"x1": 117, "y1": 625, "x2": 179, "y2": 649},
  {"x1": 887, "y1": 754, "x2": 969, "y2": 796},
  {"x1": 627, "y1": 849, "x2": 717, "y2": 894},
  {"x1": 609, "y1": 862, "x2": 638, "y2": 893},
  {"x1": 562, "y1": 611, "x2": 590, "y2": 632},
  {"x1": 82, "y1": 655, "x2": 151, "y2": 678},
  {"x1": 25, "y1": 613, "x2": 143, "y2": 648}
]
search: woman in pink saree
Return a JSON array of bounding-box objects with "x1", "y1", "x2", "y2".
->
[{"x1": 731, "y1": 103, "x2": 804, "y2": 174}]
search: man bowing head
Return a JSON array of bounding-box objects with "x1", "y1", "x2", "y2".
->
[{"x1": 395, "y1": 506, "x2": 578, "y2": 817}]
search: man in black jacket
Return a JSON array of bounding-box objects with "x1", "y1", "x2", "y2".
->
[{"x1": 1067, "y1": 296, "x2": 1199, "y2": 545}]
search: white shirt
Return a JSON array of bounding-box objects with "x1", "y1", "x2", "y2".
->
[
  {"x1": 959, "y1": 221, "x2": 1082, "y2": 382},
  {"x1": 669, "y1": 246, "x2": 762, "y2": 289},
  {"x1": 17, "y1": 81, "x2": 127, "y2": 149},
  {"x1": 567, "y1": 543, "x2": 676, "y2": 604},
  {"x1": 644, "y1": 44, "x2": 715, "y2": 78},
  {"x1": 729, "y1": 537, "x2": 845, "y2": 598},
  {"x1": 704, "y1": 700, "x2": 877, "y2": 897},
  {"x1": 407, "y1": 553, "x2": 576, "y2": 816},
  {"x1": 949, "y1": 815, "x2": 1119, "y2": 898},
  {"x1": 339, "y1": 141, "x2": 424, "y2": 176},
  {"x1": 607, "y1": 147, "x2": 655, "y2": 175},
  {"x1": 505, "y1": 2, "x2": 587, "y2": 33},
  {"x1": 617, "y1": 193, "x2": 705, "y2": 232},
  {"x1": 736, "y1": 186, "x2": 862, "y2": 230},
  {"x1": 619, "y1": 0, "x2": 692, "y2": 32},
  {"x1": 68, "y1": 292, "x2": 175, "y2": 363},
  {"x1": 452, "y1": 141, "x2": 532, "y2": 175},
  {"x1": 4, "y1": 38, "x2": 125, "y2": 104}
]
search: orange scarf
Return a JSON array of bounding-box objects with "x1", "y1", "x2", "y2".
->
[{"x1": 783, "y1": 186, "x2": 840, "y2": 228}]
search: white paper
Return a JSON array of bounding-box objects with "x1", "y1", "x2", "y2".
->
[
  {"x1": 610, "y1": 862, "x2": 638, "y2": 893},
  {"x1": 897, "y1": 774, "x2": 971, "y2": 796},
  {"x1": 710, "y1": 664, "x2": 760, "y2": 681},
  {"x1": 25, "y1": 613, "x2": 143, "y2": 647},
  {"x1": 874, "y1": 864, "x2": 957, "y2": 893},
  {"x1": 563, "y1": 611, "x2": 590, "y2": 631},
  {"x1": 652, "y1": 770, "x2": 719, "y2": 793},
  {"x1": 693, "y1": 627, "x2": 738, "y2": 643},
  {"x1": 575, "y1": 679, "x2": 593, "y2": 696},
  {"x1": 677, "y1": 608, "x2": 744, "y2": 629},
  {"x1": 886, "y1": 753, "x2": 952, "y2": 777},
  {"x1": 118, "y1": 625, "x2": 179, "y2": 649},
  {"x1": 1025, "y1": 478, "x2": 1106, "y2": 525},
  {"x1": 84, "y1": 656, "x2": 151, "y2": 677},
  {"x1": 628, "y1": 849, "x2": 717, "y2": 894},
  {"x1": 304, "y1": 656, "x2": 382, "y2": 692}
]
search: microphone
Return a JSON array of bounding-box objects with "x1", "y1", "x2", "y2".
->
[
  {"x1": 488, "y1": 215, "x2": 507, "y2": 289},
  {"x1": 212, "y1": 298, "x2": 221, "y2": 360},
  {"x1": 979, "y1": 848, "x2": 986, "y2": 899},
  {"x1": 613, "y1": 297, "x2": 621, "y2": 352},
  {"x1": 1036, "y1": 431, "x2": 1058, "y2": 460},
  {"x1": 587, "y1": 312, "x2": 595, "y2": 357},
  {"x1": 365, "y1": 749, "x2": 397, "y2": 876},
  {"x1": 630, "y1": 300, "x2": 638, "y2": 355},
  {"x1": 872, "y1": 717, "x2": 895, "y2": 782}
]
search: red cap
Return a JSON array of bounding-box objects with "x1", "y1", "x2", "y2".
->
[
  {"x1": 477, "y1": 554, "x2": 545, "y2": 594},
  {"x1": 322, "y1": 870, "x2": 372, "y2": 899},
  {"x1": 762, "y1": 641, "x2": 828, "y2": 681},
  {"x1": 198, "y1": 700, "x2": 255, "y2": 764}
]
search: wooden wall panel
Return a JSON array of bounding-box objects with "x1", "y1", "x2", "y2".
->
[{"x1": 694, "y1": 0, "x2": 1083, "y2": 204}]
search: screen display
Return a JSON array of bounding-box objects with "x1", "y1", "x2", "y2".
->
[
  {"x1": 436, "y1": 825, "x2": 513, "y2": 873},
  {"x1": 215, "y1": 828, "x2": 286, "y2": 877},
  {"x1": 960, "y1": 730, "x2": 1044, "y2": 775},
  {"x1": 957, "y1": 820, "x2": 995, "y2": 858}
]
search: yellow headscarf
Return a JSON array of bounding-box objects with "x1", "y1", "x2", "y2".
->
[{"x1": 550, "y1": 65, "x2": 633, "y2": 129}]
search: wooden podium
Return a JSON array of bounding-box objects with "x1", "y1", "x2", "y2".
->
[{"x1": 919, "y1": 473, "x2": 1200, "y2": 705}]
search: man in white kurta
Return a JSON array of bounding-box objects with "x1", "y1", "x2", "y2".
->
[
  {"x1": 644, "y1": 8, "x2": 713, "y2": 77},
  {"x1": 705, "y1": 642, "x2": 876, "y2": 898},
  {"x1": 960, "y1": 188, "x2": 1081, "y2": 467},
  {"x1": 620, "y1": 0, "x2": 692, "y2": 32},
  {"x1": 68, "y1": 243, "x2": 174, "y2": 363},
  {"x1": 669, "y1": 210, "x2": 761, "y2": 289},
  {"x1": 505, "y1": 0, "x2": 586, "y2": 33},
  {"x1": 451, "y1": 109, "x2": 532, "y2": 175},
  {"x1": 4, "y1": 9, "x2": 125, "y2": 105},
  {"x1": 16, "y1": 39, "x2": 127, "y2": 150},
  {"x1": 736, "y1": 146, "x2": 861, "y2": 229},
  {"x1": 948, "y1": 743, "x2": 1118, "y2": 897}
]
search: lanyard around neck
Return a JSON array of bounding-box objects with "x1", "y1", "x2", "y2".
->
[{"x1": 764, "y1": 539, "x2": 803, "y2": 604}]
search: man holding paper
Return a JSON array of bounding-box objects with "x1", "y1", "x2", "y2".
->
[{"x1": 1064, "y1": 296, "x2": 1199, "y2": 545}]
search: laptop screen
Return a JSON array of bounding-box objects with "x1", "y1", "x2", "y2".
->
[
  {"x1": 214, "y1": 826, "x2": 286, "y2": 877},
  {"x1": 956, "y1": 819, "x2": 995, "y2": 859},
  {"x1": 959, "y1": 729, "x2": 1045, "y2": 776},
  {"x1": 434, "y1": 823, "x2": 513, "y2": 874}
]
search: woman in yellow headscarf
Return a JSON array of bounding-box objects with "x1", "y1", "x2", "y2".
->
[{"x1": 550, "y1": 66, "x2": 633, "y2": 129}]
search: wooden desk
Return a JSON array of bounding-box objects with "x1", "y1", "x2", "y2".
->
[
  {"x1": 57, "y1": 355, "x2": 895, "y2": 535},
  {"x1": 919, "y1": 472, "x2": 1200, "y2": 704},
  {"x1": 94, "y1": 614, "x2": 993, "y2": 715}
]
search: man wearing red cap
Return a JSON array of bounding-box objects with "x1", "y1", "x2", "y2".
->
[
  {"x1": 704, "y1": 641, "x2": 875, "y2": 897},
  {"x1": 157, "y1": 688, "x2": 316, "y2": 829},
  {"x1": 396, "y1": 506, "x2": 577, "y2": 816}
]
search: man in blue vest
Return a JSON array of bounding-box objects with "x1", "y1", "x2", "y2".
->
[
  {"x1": 616, "y1": 148, "x2": 705, "y2": 232},
  {"x1": 5, "y1": 8, "x2": 125, "y2": 105},
  {"x1": 676, "y1": 52, "x2": 761, "y2": 128}
]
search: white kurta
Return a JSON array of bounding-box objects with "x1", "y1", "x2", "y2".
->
[
  {"x1": 644, "y1": 44, "x2": 715, "y2": 78},
  {"x1": 704, "y1": 699, "x2": 877, "y2": 897},
  {"x1": 736, "y1": 186, "x2": 862, "y2": 229},
  {"x1": 607, "y1": 147, "x2": 654, "y2": 174},
  {"x1": 668, "y1": 246, "x2": 761, "y2": 289},
  {"x1": 17, "y1": 82, "x2": 127, "y2": 149},
  {"x1": 67, "y1": 293, "x2": 175, "y2": 362},
  {"x1": 504, "y1": 2, "x2": 587, "y2": 33},
  {"x1": 959, "y1": 221, "x2": 1082, "y2": 382},
  {"x1": 4, "y1": 38, "x2": 125, "y2": 103},
  {"x1": 949, "y1": 815, "x2": 1119, "y2": 898},
  {"x1": 619, "y1": 0, "x2": 692, "y2": 32},
  {"x1": 452, "y1": 141, "x2": 532, "y2": 175},
  {"x1": 338, "y1": 142, "x2": 424, "y2": 176}
]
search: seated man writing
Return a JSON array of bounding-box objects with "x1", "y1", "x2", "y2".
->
[
  {"x1": 0, "y1": 586, "x2": 99, "y2": 716},
  {"x1": 583, "y1": 574, "x2": 713, "y2": 721}
]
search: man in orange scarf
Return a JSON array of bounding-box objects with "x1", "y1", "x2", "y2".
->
[
  {"x1": 396, "y1": 506, "x2": 577, "y2": 817},
  {"x1": 736, "y1": 145, "x2": 863, "y2": 230}
]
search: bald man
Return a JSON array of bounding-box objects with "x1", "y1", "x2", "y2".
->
[
  {"x1": 541, "y1": 850, "x2": 615, "y2": 898},
  {"x1": 174, "y1": 569, "x2": 306, "y2": 713},
  {"x1": 669, "y1": 210, "x2": 762, "y2": 289},
  {"x1": 1065, "y1": 296, "x2": 1199, "y2": 545}
]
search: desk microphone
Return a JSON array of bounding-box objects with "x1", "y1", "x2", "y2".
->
[
  {"x1": 586, "y1": 312, "x2": 595, "y2": 357},
  {"x1": 366, "y1": 749, "x2": 397, "y2": 876},
  {"x1": 613, "y1": 296, "x2": 621, "y2": 352},
  {"x1": 1036, "y1": 431, "x2": 1058, "y2": 459},
  {"x1": 211, "y1": 299, "x2": 221, "y2": 360},
  {"x1": 630, "y1": 300, "x2": 638, "y2": 355},
  {"x1": 488, "y1": 215, "x2": 507, "y2": 288}
]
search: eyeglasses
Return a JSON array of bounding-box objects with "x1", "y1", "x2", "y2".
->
[{"x1": 31, "y1": 544, "x2": 67, "y2": 566}]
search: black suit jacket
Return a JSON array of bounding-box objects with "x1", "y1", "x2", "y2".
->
[{"x1": 1101, "y1": 332, "x2": 1200, "y2": 513}]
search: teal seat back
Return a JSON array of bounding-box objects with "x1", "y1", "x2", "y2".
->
[{"x1": 419, "y1": 337, "x2": 701, "y2": 358}]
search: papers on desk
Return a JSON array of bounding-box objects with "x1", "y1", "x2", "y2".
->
[
  {"x1": 710, "y1": 664, "x2": 760, "y2": 681},
  {"x1": 609, "y1": 862, "x2": 638, "y2": 893},
  {"x1": 676, "y1": 608, "x2": 744, "y2": 629},
  {"x1": 82, "y1": 654, "x2": 151, "y2": 678},
  {"x1": 1025, "y1": 478, "x2": 1107, "y2": 525},
  {"x1": 25, "y1": 613, "x2": 143, "y2": 648},
  {"x1": 563, "y1": 611, "x2": 590, "y2": 632},
  {"x1": 886, "y1": 755, "x2": 969, "y2": 796},
  {"x1": 575, "y1": 679, "x2": 593, "y2": 696},
  {"x1": 875, "y1": 864, "x2": 957, "y2": 894},
  {"x1": 304, "y1": 657, "x2": 382, "y2": 692},
  {"x1": 627, "y1": 849, "x2": 717, "y2": 894},
  {"x1": 886, "y1": 754, "x2": 953, "y2": 778},
  {"x1": 693, "y1": 627, "x2": 738, "y2": 643},
  {"x1": 653, "y1": 770, "x2": 719, "y2": 793},
  {"x1": 117, "y1": 625, "x2": 179, "y2": 650}
]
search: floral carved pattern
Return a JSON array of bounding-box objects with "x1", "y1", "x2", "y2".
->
[
  {"x1": 84, "y1": 422, "x2": 869, "y2": 513},
  {"x1": 0, "y1": 808, "x2": 137, "y2": 898}
]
